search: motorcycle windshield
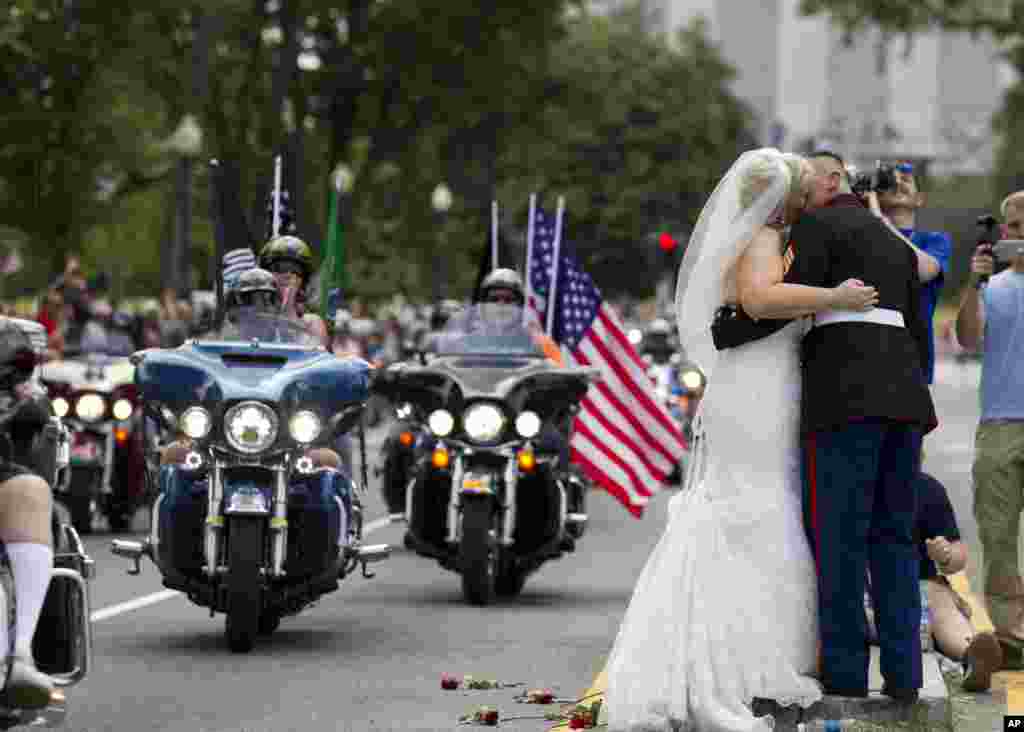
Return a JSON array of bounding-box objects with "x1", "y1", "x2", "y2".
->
[
  {"x1": 199, "y1": 308, "x2": 320, "y2": 348},
  {"x1": 434, "y1": 304, "x2": 545, "y2": 359}
]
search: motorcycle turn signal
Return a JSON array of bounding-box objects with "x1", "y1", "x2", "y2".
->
[{"x1": 431, "y1": 446, "x2": 450, "y2": 470}]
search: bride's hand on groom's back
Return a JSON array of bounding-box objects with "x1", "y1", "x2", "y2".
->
[{"x1": 829, "y1": 279, "x2": 878, "y2": 311}]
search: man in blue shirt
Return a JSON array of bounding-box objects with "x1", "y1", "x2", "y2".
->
[
  {"x1": 867, "y1": 162, "x2": 951, "y2": 384},
  {"x1": 956, "y1": 188, "x2": 1024, "y2": 670}
]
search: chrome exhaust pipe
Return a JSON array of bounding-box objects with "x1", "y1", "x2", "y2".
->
[
  {"x1": 355, "y1": 544, "x2": 391, "y2": 563},
  {"x1": 48, "y1": 568, "x2": 91, "y2": 688}
]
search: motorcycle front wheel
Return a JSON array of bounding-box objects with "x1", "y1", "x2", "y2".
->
[
  {"x1": 459, "y1": 497, "x2": 497, "y2": 606},
  {"x1": 224, "y1": 517, "x2": 264, "y2": 653}
]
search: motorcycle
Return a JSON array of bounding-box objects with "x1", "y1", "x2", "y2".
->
[
  {"x1": 372, "y1": 306, "x2": 598, "y2": 605},
  {"x1": 374, "y1": 396, "x2": 428, "y2": 517},
  {"x1": 39, "y1": 350, "x2": 145, "y2": 535},
  {"x1": 0, "y1": 318, "x2": 93, "y2": 729},
  {"x1": 110, "y1": 310, "x2": 390, "y2": 653}
]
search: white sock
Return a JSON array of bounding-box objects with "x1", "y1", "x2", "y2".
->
[{"x1": 6, "y1": 544, "x2": 53, "y2": 659}]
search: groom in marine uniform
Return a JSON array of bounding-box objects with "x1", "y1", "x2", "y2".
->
[{"x1": 715, "y1": 150, "x2": 938, "y2": 700}]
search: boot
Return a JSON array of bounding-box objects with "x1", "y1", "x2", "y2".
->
[
  {"x1": 962, "y1": 632, "x2": 1003, "y2": 692},
  {"x1": 1, "y1": 656, "x2": 54, "y2": 709}
]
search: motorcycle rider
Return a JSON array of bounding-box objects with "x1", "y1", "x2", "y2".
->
[
  {"x1": 642, "y1": 318, "x2": 675, "y2": 365},
  {"x1": 160, "y1": 268, "x2": 343, "y2": 472},
  {"x1": 258, "y1": 236, "x2": 329, "y2": 346},
  {"x1": 0, "y1": 325, "x2": 57, "y2": 708}
]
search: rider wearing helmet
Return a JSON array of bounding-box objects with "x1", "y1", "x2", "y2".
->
[
  {"x1": 643, "y1": 317, "x2": 674, "y2": 366},
  {"x1": 225, "y1": 267, "x2": 281, "y2": 318},
  {"x1": 479, "y1": 269, "x2": 563, "y2": 364},
  {"x1": 163, "y1": 267, "x2": 342, "y2": 472},
  {"x1": 259, "y1": 235, "x2": 328, "y2": 345},
  {"x1": 0, "y1": 321, "x2": 57, "y2": 708}
]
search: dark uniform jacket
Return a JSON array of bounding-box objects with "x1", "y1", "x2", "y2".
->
[{"x1": 712, "y1": 194, "x2": 938, "y2": 436}]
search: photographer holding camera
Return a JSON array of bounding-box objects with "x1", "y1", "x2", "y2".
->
[
  {"x1": 955, "y1": 189, "x2": 1024, "y2": 668},
  {"x1": 859, "y1": 163, "x2": 949, "y2": 384}
]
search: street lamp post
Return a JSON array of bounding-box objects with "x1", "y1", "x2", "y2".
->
[
  {"x1": 164, "y1": 114, "x2": 203, "y2": 297},
  {"x1": 327, "y1": 163, "x2": 354, "y2": 317},
  {"x1": 430, "y1": 183, "x2": 453, "y2": 304}
]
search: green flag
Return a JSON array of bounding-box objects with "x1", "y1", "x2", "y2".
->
[{"x1": 320, "y1": 184, "x2": 349, "y2": 324}]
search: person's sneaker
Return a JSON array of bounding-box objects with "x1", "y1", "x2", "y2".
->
[
  {"x1": 0, "y1": 656, "x2": 54, "y2": 710},
  {"x1": 963, "y1": 632, "x2": 1003, "y2": 692},
  {"x1": 997, "y1": 636, "x2": 1024, "y2": 671}
]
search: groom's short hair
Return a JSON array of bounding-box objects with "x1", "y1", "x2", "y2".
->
[{"x1": 810, "y1": 150, "x2": 846, "y2": 168}]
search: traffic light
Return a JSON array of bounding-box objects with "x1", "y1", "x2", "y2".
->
[{"x1": 658, "y1": 232, "x2": 678, "y2": 252}]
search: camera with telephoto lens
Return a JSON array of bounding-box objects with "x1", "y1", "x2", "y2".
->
[{"x1": 850, "y1": 161, "x2": 898, "y2": 196}]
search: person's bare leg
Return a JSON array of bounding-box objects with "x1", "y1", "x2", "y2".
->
[
  {"x1": 0, "y1": 475, "x2": 53, "y2": 708},
  {"x1": 929, "y1": 581, "x2": 972, "y2": 657},
  {"x1": 929, "y1": 580, "x2": 1003, "y2": 692}
]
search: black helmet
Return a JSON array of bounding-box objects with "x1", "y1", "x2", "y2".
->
[
  {"x1": 0, "y1": 319, "x2": 36, "y2": 392},
  {"x1": 225, "y1": 268, "x2": 281, "y2": 313},
  {"x1": 479, "y1": 268, "x2": 525, "y2": 305},
  {"x1": 259, "y1": 235, "x2": 313, "y2": 282}
]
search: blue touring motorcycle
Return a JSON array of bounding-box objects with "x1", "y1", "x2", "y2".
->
[{"x1": 111, "y1": 310, "x2": 390, "y2": 653}]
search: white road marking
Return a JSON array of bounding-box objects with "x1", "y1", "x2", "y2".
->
[
  {"x1": 90, "y1": 589, "x2": 181, "y2": 622},
  {"x1": 90, "y1": 513, "x2": 395, "y2": 622}
]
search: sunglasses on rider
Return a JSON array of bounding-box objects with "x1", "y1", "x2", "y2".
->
[
  {"x1": 268, "y1": 262, "x2": 304, "y2": 277},
  {"x1": 237, "y1": 291, "x2": 280, "y2": 310},
  {"x1": 484, "y1": 288, "x2": 521, "y2": 305}
]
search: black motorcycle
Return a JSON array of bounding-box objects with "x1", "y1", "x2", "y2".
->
[
  {"x1": 0, "y1": 318, "x2": 93, "y2": 728},
  {"x1": 39, "y1": 351, "x2": 145, "y2": 534},
  {"x1": 372, "y1": 306, "x2": 598, "y2": 605},
  {"x1": 111, "y1": 310, "x2": 390, "y2": 652},
  {"x1": 374, "y1": 395, "x2": 427, "y2": 517}
]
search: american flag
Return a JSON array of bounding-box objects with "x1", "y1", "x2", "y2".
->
[
  {"x1": 526, "y1": 208, "x2": 687, "y2": 516},
  {"x1": 265, "y1": 187, "x2": 298, "y2": 241}
]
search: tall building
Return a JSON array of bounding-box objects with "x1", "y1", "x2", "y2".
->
[{"x1": 591, "y1": 0, "x2": 1016, "y2": 174}]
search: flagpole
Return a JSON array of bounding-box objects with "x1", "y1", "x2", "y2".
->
[
  {"x1": 522, "y1": 193, "x2": 537, "y2": 327},
  {"x1": 545, "y1": 196, "x2": 565, "y2": 337},
  {"x1": 271, "y1": 154, "x2": 283, "y2": 239},
  {"x1": 490, "y1": 200, "x2": 499, "y2": 270}
]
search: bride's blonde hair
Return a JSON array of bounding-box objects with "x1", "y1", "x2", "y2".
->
[{"x1": 738, "y1": 151, "x2": 804, "y2": 212}]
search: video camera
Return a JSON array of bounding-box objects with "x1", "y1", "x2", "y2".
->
[
  {"x1": 850, "y1": 161, "x2": 901, "y2": 196},
  {"x1": 974, "y1": 215, "x2": 1001, "y2": 285}
]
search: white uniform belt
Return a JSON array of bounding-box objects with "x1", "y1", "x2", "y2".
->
[{"x1": 813, "y1": 307, "x2": 905, "y2": 329}]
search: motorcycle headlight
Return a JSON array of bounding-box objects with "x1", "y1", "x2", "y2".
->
[
  {"x1": 463, "y1": 403, "x2": 505, "y2": 443},
  {"x1": 681, "y1": 370, "x2": 703, "y2": 390},
  {"x1": 289, "y1": 410, "x2": 322, "y2": 444},
  {"x1": 515, "y1": 410, "x2": 541, "y2": 439},
  {"x1": 224, "y1": 401, "x2": 279, "y2": 454},
  {"x1": 427, "y1": 409, "x2": 454, "y2": 437},
  {"x1": 112, "y1": 398, "x2": 134, "y2": 421},
  {"x1": 179, "y1": 406, "x2": 212, "y2": 440},
  {"x1": 52, "y1": 397, "x2": 69, "y2": 418},
  {"x1": 75, "y1": 394, "x2": 106, "y2": 422}
]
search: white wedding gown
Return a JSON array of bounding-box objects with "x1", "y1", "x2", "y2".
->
[{"x1": 605, "y1": 319, "x2": 822, "y2": 731}]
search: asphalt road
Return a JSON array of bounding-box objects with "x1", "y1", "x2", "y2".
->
[{"x1": 59, "y1": 360, "x2": 988, "y2": 732}]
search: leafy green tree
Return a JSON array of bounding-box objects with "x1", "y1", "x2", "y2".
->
[
  {"x1": 497, "y1": 5, "x2": 755, "y2": 296},
  {"x1": 798, "y1": 0, "x2": 1024, "y2": 200}
]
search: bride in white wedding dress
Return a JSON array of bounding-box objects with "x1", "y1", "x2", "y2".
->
[{"x1": 604, "y1": 149, "x2": 878, "y2": 732}]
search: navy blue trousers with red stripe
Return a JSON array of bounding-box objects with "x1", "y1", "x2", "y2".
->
[{"x1": 802, "y1": 419, "x2": 922, "y2": 696}]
